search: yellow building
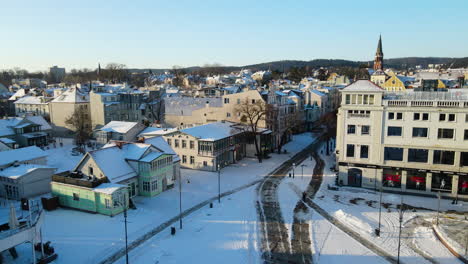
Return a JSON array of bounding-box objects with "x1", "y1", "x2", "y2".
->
[
  {"x1": 437, "y1": 79, "x2": 446, "y2": 89},
  {"x1": 382, "y1": 75, "x2": 406, "y2": 91}
]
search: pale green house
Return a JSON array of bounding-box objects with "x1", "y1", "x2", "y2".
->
[{"x1": 51, "y1": 139, "x2": 180, "y2": 216}]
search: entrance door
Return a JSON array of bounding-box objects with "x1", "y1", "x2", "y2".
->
[
  {"x1": 162, "y1": 177, "x2": 167, "y2": 191},
  {"x1": 348, "y1": 168, "x2": 362, "y2": 187}
]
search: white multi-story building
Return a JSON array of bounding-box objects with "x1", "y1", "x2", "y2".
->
[{"x1": 336, "y1": 80, "x2": 468, "y2": 199}]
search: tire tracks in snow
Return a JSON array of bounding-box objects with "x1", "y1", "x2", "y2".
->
[{"x1": 256, "y1": 138, "x2": 322, "y2": 264}]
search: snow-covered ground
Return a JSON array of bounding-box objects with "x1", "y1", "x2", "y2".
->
[
  {"x1": 310, "y1": 212, "x2": 388, "y2": 264},
  {"x1": 313, "y1": 151, "x2": 465, "y2": 264},
  {"x1": 114, "y1": 185, "x2": 261, "y2": 264},
  {"x1": 1, "y1": 133, "x2": 316, "y2": 264},
  {"x1": 276, "y1": 147, "x2": 388, "y2": 264},
  {"x1": 277, "y1": 156, "x2": 315, "y2": 244}
]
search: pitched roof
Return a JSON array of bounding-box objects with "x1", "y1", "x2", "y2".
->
[
  {"x1": 0, "y1": 118, "x2": 22, "y2": 137},
  {"x1": 100, "y1": 121, "x2": 139, "y2": 134},
  {"x1": 342, "y1": 80, "x2": 384, "y2": 92},
  {"x1": 87, "y1": 146, "x2": 138, "y2": 183},
  {"x1": 0, "y1": 146, "x2": 47, "y2": 166},
  {"x1": 14, "y1": 96, "x2": 47, "y2": 105},
  {"x1": 180, "y1": 121, "x2": 243, "y2": 141},
  {"x1": 52, "y1": 88, "x2": 89, "y2": 103},
  {"x1": 0, "y1": 116, "x2": 51, "y2": 137},
  {"x1": 87, "y1": 142, "x2": 168, "y2": 183}
]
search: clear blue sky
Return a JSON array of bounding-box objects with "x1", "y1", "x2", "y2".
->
[{"x1": 2, "y1": 0, "x2": 467, "y2": 72}]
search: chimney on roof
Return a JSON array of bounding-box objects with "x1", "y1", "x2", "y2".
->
[{"x1": 115, "y1": 141, "x2": 124, "y2": 149}]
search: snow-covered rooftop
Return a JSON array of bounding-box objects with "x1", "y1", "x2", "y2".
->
[
  {"x1": 93, "y1": 183, "x2": 126, "y2": 195},
  {"x1": 0, "y1": 137, "x2": 15, "y2": 144},
  {"x1": 0, "y1": 164, "x2": 54, "y2": 179},
  {"x1": 342, "y1": 80, "x2": 384, "y2": 92},
  {"x1": 86, "y1": 141, "x2": 173, "y2": 183},
  {"x1": 100, "y1": 121, "x2": 139, "y2": 134},
  {"x1": 138, "y1": 127, "x2": 178, "y2": 138},
  {"x1": 0, "y1": 146, "x2": 47, "y2": 166},
  {"x1": 180, "y1": 121, "x2": 243, "y2": 141},
  {"x1": 52, "y1": 88, "x2": 89, "y2": 103},
  {"x1": 24, "y1": 116, "x2": 52, "y2": 130},
  {"x1": 311, "y1": 90, "x2": 326, "y2": 97},
  {"x1": 0, "y1": 116, "x2": 51, "y2": 137},
  {"x1": 14, "y1": 96, "x2": 47, "y2": 105},
  {"x1": 0, "y1": 118, "x2": 22, "y2": 137}
]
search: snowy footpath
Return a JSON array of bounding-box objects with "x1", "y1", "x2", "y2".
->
[
  {"x1": 114, "y1": 185, "x2": 261, "y2": 264},
  {"x1": 313, "y1": 152, "x2": 466, "y2": 264},
  {"x1": 11, "y1": 133, "x2": 316, "y2": 264}
]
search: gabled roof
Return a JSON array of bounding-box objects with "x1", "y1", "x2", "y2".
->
[
  {"x1": 0, "y1": 146, "x2": 47, "y2": 166},
  {"x1": 0, "y1": 116, "x2": 52, "y2": 137},
  {"x1": 342, "y1": 80, "x2": 384, "y2": 92},
  {"x1": 85, "y1": 141, "x2": 170, "y2": 183},
  {"x1": 0, "y1": 118, "x2": 22, "y2": 137},
  {"x1": 24, "y1": 116, "x2": 52, "y2": 130},
  {"x1": 100, "y1": 121, "x2": 139, "y2": 134}
]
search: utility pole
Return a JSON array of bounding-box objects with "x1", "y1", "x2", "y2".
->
[
  {"x1": 436, "y1": 191, "x2": 441, "y2": 225},
  {"x1": 124, "y1": 205, "x2": 129, "y2": 264},
  {"x1": 218, "y1": 164, "x2": 221, "y2": 203},
  {"x1": 292, "y1": 163, "x2": 296, "y2": 178},
  {"x1": 376, "y1": 184, "x2": 383, "y2": 237},
  {"x1": 179, "y1": 171, "x2": 182, "y2": 229},
  {"x1": 397, "y1": 195, "x2": 404, "y2": 264}
]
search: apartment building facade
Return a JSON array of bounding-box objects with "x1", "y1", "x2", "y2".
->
[
  {"x1": 89, "y1": 90, "x2": 148, "y2": 129},
  {"x1": 336, "y1": 80, "x2": 468, "y2": 199}
]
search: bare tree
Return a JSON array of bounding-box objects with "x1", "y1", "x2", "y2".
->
[
  {"x1": 65, "y1": 106, "x2": 92, "y2": 149},
  {"x1": 277, "y1": 109, "x2": 302, "y2": 153},
  {"x1": 318, "y1": 110, "x2": 337, "y2": 155},
  {"x1": 105, "y1": 63, "x2": 129, "y2": 83},
  {"x1": 235, "y1": 98, "x2": 269, "y2": 163},
  {"x1": 171, "y1": 65, "x2": 186, "y2": 87}
]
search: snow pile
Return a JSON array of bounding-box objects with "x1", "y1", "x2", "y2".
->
[
  {"x1": 434, "y1": 225, "x2": 467, "y2": 260},
  {"x1": 333, "y1": 209, "x2": 373, "y2": 235}
]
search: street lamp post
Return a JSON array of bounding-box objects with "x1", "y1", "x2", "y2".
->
[
  {"x1": 122, "y1": 200, "x2": 129, "y2": 264},
  {"x1": 376, "y1": 184, "x2": 383, "y2": 237},
  {"x1": 179, "y1": 171, "x2": 182, "y2": 229},
  {"x1": 218, "y1": 164, "x2": 221, "y2": 203},
  {"x1": 436, "y1": 191, "x2": 441, "y2": 225},
  {"x1": 292, "y1": 163, "x2": 296, "y2": 178},
  {"x1": 397, "y1": 195, "x2": 404, "y2": 264}
]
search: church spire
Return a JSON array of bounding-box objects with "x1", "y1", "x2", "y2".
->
[
  {"x1": 376, "y1": 35, "x2": 383, "y2": 56},
  {"x1": 373, "y1": 35, "x2": 384, "y2": 71}
]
